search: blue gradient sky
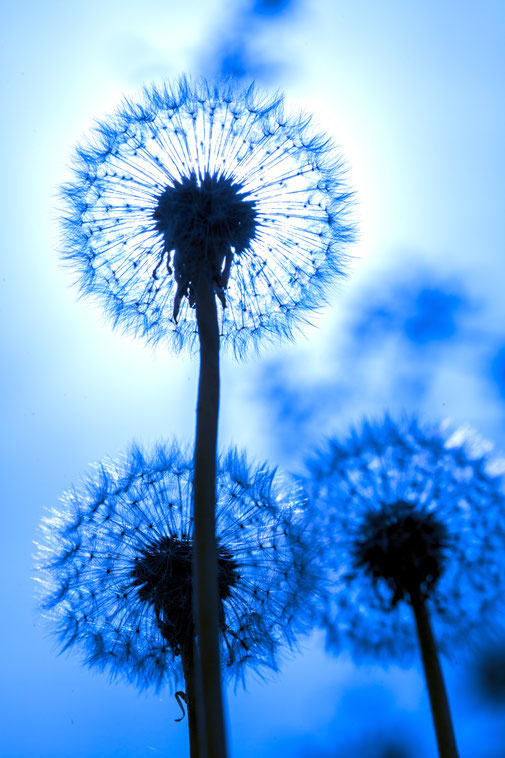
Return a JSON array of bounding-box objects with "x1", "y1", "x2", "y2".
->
[{"x1": 2, "y1": 1, "x2": 505, "y2": 756}]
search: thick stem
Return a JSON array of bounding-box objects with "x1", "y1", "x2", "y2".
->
[
  {"x1": 192, "y1": 277, "x2": 228, "y2": 758},
  {"x1": 410, "y1": 592, "x2": 459, "y2": 758},
  {"x1": 181, "y1": 642, "x2": 199, "y2": 758}
]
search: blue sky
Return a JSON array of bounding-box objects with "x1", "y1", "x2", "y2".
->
[{"x1": 2, "y1": 1, "x2": 505, "y2": 756}]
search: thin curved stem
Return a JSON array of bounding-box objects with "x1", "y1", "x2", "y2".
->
[
  {"x1": 410, "y1": 592, "x2": 459, "y2": 758},
  {"x1": 192, "y1": 276, "x2": 228, "y2": 758},
  {"x1": 180, "y1": 642, "x2": 199, "y2": 758}
]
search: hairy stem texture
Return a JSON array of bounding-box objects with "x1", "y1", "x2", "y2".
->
[
  {"x1": 411, "y1": 592, "x2": 459, "y2": 758},
  {"x1": 192, "y1": 277, "x2": 228, "y2": 758}
]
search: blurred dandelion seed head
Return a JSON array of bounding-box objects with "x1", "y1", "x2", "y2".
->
[
  {"x1": 352, "y1": 500, "x2": 450, "y2": 605},
  {"x1": 61, "y1": 76, "x2": 355, "y2": 353},
  {"x1": 35, "y1": 443, "x2": 311, "y2": 691},
  {"x1": 303, "y1": 415, "x2": 505, "y2": 660}
]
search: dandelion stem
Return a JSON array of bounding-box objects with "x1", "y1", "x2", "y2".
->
[
  {"x1": 181, "y1": 641, "x2": 199, "y2": 758},
  {"x1": 192, "y1": 276, "x2": 228, "y2": 758},
  {"x1": 411, "y1": 591, "x2": 459, "y2": 758}
]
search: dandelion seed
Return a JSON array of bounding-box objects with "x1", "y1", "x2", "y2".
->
[
  {"x1": 60, "y1": 76, "x2": 354, "y2": 755},
  {"x1": 302, "y1": 415, "x2": 505, "y2": 758},
  {"x1": 61, "y1": 76, "x2": 354, "y2": 353},
  {"x1": 35, "y1": 442, "x2": 311, "y2": 754}
]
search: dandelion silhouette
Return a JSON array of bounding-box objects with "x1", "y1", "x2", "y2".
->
[
  {"x1": 60, "y1": 75, "x2": 354, "y2": 756},
  {"x1": 61, "y1": 77, "x2": 353, "y2": 353},
  {"x1": 36, "y1": 443, "x2": 310, "y2": 756},
  {"x1": 302, "y1": 416, "x2": 505, "y2": 758},
  {"x1": 152, "y1": 171, "x2": 257, "y2": 322}
]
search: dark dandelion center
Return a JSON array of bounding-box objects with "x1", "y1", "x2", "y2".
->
[
  {"x1": 352, "y1": 500, "x2": 449, "y2": 605},
  {"x1": 152, "y1": 172, "x2": 258, "y2": 320},
  {"x1": 131, "y1": 535, "x2": 239, "y2": 653}
]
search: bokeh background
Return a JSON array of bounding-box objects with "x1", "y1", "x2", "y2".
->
[{"x1": 2, "y1": 1, "x2": 505, "y2": 756}]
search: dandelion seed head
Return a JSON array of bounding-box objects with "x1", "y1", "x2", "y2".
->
[
  {"x1": 61, "y1": 77, "x2": 355, "y2": 353},
  {"x1": 152, "y1": 171, "x2": 258, "y2": 319},
  {"x1": 352, "y1": 500, "x2": 450, "y2": 605},
  {"x1": 131, "y1": 534, "x2": 239, "y2": 653},
  {"x1": 35, "y1": 443, "x2": 311, "y2": 691},
  {"x1": 302, "y1": 415, "x2": 505, "y2": 660}
]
